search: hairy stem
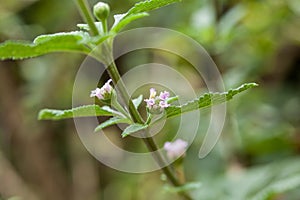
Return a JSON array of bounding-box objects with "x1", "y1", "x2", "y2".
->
[{"x1": 75, "y1": 0, "x2": 99, "y2": 36}]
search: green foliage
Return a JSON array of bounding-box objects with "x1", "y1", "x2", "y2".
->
[
  {"x1": 126, "y1": 0, "x2": 181, "y2": 16},
  {"x1": 97, "y1": 82, "x2": 257, "y2": 137},
  {"x1": 244, "y1": 159, "x2": 300, "y2": 199},
  {"x1": 164, "y1": 83, "x2": 258, "y2": 119},
  {"x1": 38, "y1": 105, "x2": 115, "y2": 120},
  {"x1": 0, "y1": 32, "x2": 91, "y2": 60},
  {"x1": 251, "y1": 175, "x2": 300, "y2": 200},
  {"x1": 164, "y1": 182, "x2": 202, "y2": 193},
  {"x1": 132, "y1": 94, "x2": 143, "y2": 109},
  {"x1": 0, "y1": 0, "x2": 298, "y2": 199},
  {"x1": 188, "y1": 158, "x2": 300, "y2": 200},
  {"x1": 0, "y1": 0, "x2": 182, "y2": 61},
  {"x1": 111, "y1": 0, "x2": 181, "y2": 33},
  {"x1": 121, "y1": 123, "x2": 148, "y2": 137},
  {"x1": 94, "y1": 117, "x2": 131, "y2": 132},
  {"x1": 38, "y1": 83, "x2": 257, "y2": 138},
  {"x1": 111, "y1": 12, "x2": 149, "y2": 33}
]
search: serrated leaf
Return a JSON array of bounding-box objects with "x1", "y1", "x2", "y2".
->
[
  {"x1": 121, "y1": 123, "x2": 148, "y2": 137},
  {"x1": 38, "y1": 105, "x2": 114, "y2": 120},
  {"x1": 0, "y1": 31, "x2": 91, "y2": 60},
  {"x1": 94, "y1": 117, "x2": 131, "y2": 132},
  {"x1": 165, "y1": 83, "x2": 258, "y2": 119},
  {"x1": 111, "y1": 0, "x2": 180, "y2": 33},
  {"x1": 126, "y1": 0, "x2": 181, "y2": 16},
  {"x1": 132, "y1": 94, "x2": 143, "y2": 109},
  {"x1": 111, "y1": 12, "x2": 149, "y2": 33}
]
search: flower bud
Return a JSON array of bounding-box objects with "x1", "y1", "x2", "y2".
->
[{"x1": 93, "y1": 2, "x2": 110, "y2": 21}]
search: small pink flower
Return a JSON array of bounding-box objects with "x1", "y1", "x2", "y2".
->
[
  {"x1": 159, "y1": 101, "x2": 170, "y2": 108},
  {"x1": 90, "y1": 79, "x2": 113, "y2": 100},
  {"x1": 164, "y1": 139, "x2": 188, "y2": 159},
  {"x1": 159, "y1": 91, "x2": 170, "y2": 101},
  {"x1": 102, "y1": 79, "x2": 112, "y2": 93},
  {"x1": 144, "y1": 98, "x2": 155, "y2": 108},
  {"x1": 90, "y1": 88, "x2": 104, "y2": 99},
  {"x1": 144, "y1": 88, "x2": 172, "y2": 113}
]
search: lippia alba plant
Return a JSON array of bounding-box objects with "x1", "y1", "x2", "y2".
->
[{"x1": 0, "y1": 0, "x2": 257, "y2": 199}]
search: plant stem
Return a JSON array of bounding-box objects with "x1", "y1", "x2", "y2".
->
[
  {"x1": 75, "y1": 2, "x2": 193, "y2": 199},
  {"x1": 101, "y1": 19, "x2": 108, "y2": 33},
  {"x1": 145, "y1": 113, "x2": 153, "y2": 125},
  {"x1": 103, "y1": 44, "x2": 193, "y2": 200},
  {"x1": 75, "y1": 0, "x2": 99, "y2": 36},
  {"x1": 111, "y1": 96, "x2": 132, "y2": 120}
]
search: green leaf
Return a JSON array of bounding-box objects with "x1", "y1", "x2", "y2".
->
[
  {"x1": 94, "y1": 117, "x2": 131, "y2": 132},
  {"x1": 163, "y1": 182, "x2": 202, "y2": 193},
  {"x1": 250, "y1": 175, "x2": 300, "y2": 200},
  {"x1": 132, "y1": 94, "x2": 143, "y2": 109},
  {"x1": 111, "y1": 12, "x2": 149, "y2": 33},
  {"x1": 112, "y1": 13, "x2": 126, "y2": 28},
  {"x1": 111, "y1": 0, "x2": 180, "y2": 33},
  {"x1": 0, "y1": 31, "x2": 91, "y2": 60},
  {"x1": 126, "y1": 0, "x2": 181, "y2": 16},
  {"x1": 246, "y1": 158, "x2": 300, "y2": 200},
  {"x1": 38, "y1": 105, "x2": 115, "y2": 120},
  {"x1": 121, "y1": 123, "x2": 148, "y2": 137},
  {"x1": 166, "y1": 96, "x2": 179, "y2": 104},
  {"x1": 164, "y1": 83, "x2": 258, "y2": 119},
  {"x1": 101, "y1": 105, "x2": 127, "y2": 118}
]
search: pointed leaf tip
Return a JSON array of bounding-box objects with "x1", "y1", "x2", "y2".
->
[
  {"x1": 121, "y1": 123, "x2": 148, "y2": 137},
  {"x1": 0, "y1": 31, "x2": 91, "y2": 60},
  {"x1": 164, "y1": 83, "x2": 258, "y2": 119},
  {"x1": 94, "y1": 117, "x2": 131, "y2": 132}
]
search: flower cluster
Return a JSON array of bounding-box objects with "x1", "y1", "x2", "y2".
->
[
  {"x1": 144, "y1": 88, "x2": 170, "y2": 113},
  {"x1": 164, "y1": 139, "x2": 188, "y2": 159},
  {"x1": 90, "y1": 79, "x2": 113, "y2": 100}
]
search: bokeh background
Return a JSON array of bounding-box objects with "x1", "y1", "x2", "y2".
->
[{"x1": 0, "y1": 0, "x2": 300, "y2": 199}]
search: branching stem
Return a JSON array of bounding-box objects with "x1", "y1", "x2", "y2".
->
[
  {"x1": 75, "y1": 0, "x2": 99, "y2": 36},
  {"x1": 76, "y1": 1, "x2": 193, "y2": 199}
]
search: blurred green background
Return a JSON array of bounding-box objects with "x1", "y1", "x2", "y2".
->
[{"x1": 0, "y1": 0, "x2": 299, "y2": 199}]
